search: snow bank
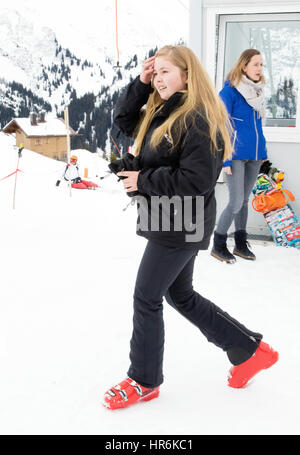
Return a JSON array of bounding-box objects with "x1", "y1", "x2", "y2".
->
[{"x1": 0, "y1": 133, "x2": 299, "y2": 435}]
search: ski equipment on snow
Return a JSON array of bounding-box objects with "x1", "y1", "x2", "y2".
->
[
  {"x1": 103, "y1": 378, "x2": 159, "y2": 410},
  {"x1": 252, "y1": 161, "x2": 300, "y2": 248},
  {"x1": 228, "y1": 341, "x2": 279, "y2": 388}
]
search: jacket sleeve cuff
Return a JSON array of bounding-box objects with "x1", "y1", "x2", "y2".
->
[
  {"x1": 137, "y1": 170, "x2": 146, "y2": 192},
  {"x1": 223, "y1": 160, "x2": 232, "y2": 168}
]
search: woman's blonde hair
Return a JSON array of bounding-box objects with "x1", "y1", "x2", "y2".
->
[
  {"x1": 227, "y1": 48, "x2": 266, "y2": 87},
  {"x1": 134, "y1": 45, "x2": 233, "y2": 162}
]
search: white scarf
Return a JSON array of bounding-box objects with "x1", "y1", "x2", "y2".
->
[{"x1": 236, "y1": 75, "x2": 265, "y2": 118}]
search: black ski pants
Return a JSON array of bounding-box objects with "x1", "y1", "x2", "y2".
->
[{"x1": 127, "y1": 240, "x2": 262, "y2": 388}]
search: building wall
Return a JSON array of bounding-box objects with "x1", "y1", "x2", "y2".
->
[
  {"x1": 189, "y1": 0, "x2": 300, "y2": 236},
  {"x1": 16, "y1": 132, "x2": 68, "y2": 161},
  {"x1": 16, "y1": 131, "x2": 30, "y2": 151},
  {"x1": 202, "y1": 0, "x2": 299, "y2": 6}
]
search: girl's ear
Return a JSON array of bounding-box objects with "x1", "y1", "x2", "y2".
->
[{"x1": 182, "y1": 70, "x2": 188, "y2": 85}]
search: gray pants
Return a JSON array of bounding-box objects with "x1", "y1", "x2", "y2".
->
[{"x1": 216, "y1": 160, "x2": 262, "y2": 235}]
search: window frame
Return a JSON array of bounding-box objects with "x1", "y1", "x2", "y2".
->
[{"x1": 203, "y1": 4, "x2": 300, "y2": 143}]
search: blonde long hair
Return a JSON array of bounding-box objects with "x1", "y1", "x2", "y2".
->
[
  {"x1": 134, "y1": 45, "x2": 233, "y2": 162},
  {"x1": 227, "y1": 48, "x2": 266, "y2": 87}
]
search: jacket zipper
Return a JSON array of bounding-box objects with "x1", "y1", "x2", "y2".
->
[
  {"x1": 232, "y1": 130, "x2": 237, "y2": 149},
  {"x1": 253, "y1": 110, "x2": 259, "y2": 161},
  {"x1": 216, "y1": 311, "x2": 258, "y2": 344}
]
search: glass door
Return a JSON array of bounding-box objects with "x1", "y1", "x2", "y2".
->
[{"x1": 217, "y1": 13, "x2": 300, "y2": 128}]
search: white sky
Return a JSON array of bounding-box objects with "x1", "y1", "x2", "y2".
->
[
  {"x1": 0, "y1": 0, "x2": 189, "y2": 60},
  {"x1": 2, "y1": 0, "x2": 189, "y2": 36}
]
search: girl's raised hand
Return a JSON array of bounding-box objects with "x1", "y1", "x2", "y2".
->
[{"x1": 140, "y1": 56, "x2": 156, "y2": 85}]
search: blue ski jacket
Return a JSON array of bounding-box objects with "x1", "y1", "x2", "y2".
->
[{"x1": 219, "y1": 81, "x2": 267, "y2": 167}]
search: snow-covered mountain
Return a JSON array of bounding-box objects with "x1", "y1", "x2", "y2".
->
[
  {"x1": 0, "y1": 7, "x2": 137, "y2": 110},
  {"x1": 0, "y1": 1, "x2": 188, "y2": 156}
]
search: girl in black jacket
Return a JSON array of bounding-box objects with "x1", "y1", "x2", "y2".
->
[{"x1": 103, "y1": 46, "x2": 278, "y2": 410}]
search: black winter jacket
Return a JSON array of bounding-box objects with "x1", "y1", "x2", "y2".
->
[{"x1": 113, "y1": 77, "x2": 224, "y2": 250}]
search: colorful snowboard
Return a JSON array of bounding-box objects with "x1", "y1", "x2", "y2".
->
[
  {"x1": 252, "y1": 161, "x2": 300, "y2": 249},
  {"x1": 263, "y1": 204, "x2": 300, "y2": 248}
]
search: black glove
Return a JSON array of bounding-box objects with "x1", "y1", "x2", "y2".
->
[
  {"x1": 108, "y1": 153, "x2": 141, "y2": 198},
  {"x1": 56, "y1": 180, "x2": 60, "y2": 186},
  {"x1": 108, "y1": 159, "x2": 126, "y2": 178},
  {"x1": 108, "y1": 153, "x2": 141, "y2": 176},
  {"x1": 259, "y1": 160, "x2": 272, "y2": 175}
]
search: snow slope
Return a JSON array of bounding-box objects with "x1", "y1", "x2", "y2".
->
[{"x1": 0, "y1": 132, "x2": 299, "y2": 435}]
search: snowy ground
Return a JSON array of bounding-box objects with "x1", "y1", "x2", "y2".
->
[{"x1": 0, "y1": 133, "x2": 299, "y2": 436}]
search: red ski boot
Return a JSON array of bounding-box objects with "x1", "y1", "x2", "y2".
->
[
  {"x1": 228, "y1": 341, "x2": 279, "y2": 389},
  {"x1": 103, "y1": 378, "x2": 160, "y2": 410}
]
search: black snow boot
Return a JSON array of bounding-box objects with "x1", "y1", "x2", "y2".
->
[
  {"x1": 233, "y1": 230, "x2": 256, "y2": 260},
  {"x1": 211, "y1": 232, "x2": 236, "y2": 264}
]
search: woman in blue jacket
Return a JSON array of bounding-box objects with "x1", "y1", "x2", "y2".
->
[{"x1": 211, "y1": 49, "x2": 267, "y2": 263}]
